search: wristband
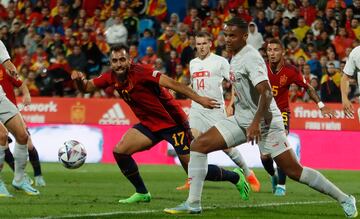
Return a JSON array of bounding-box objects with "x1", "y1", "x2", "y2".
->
[{"x1": 317, "y1": 101, "x2": 325, "y2": 109}]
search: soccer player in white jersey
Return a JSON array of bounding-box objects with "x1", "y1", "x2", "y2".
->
[
  {"x1": 176, "y1": 31, "x2": 260, "y2": 192},
  {"x1": 341, "y1": 45, "x2": 360, "y2": 118},
  {"x1": 164, "y1": 17, "x2": 358, "y2": 218},
  {"x1": 0, "y1": 40, "x2": 39, "y2": 196}
]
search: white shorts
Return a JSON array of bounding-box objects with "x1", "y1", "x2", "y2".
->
[
  {"x1": 189, "y1": 108, "x2": 226, "y2": 133},
  {"x1": 215, "y1": 116, "x2": 291, "y2": 158},
  {"x1": 0, "y1": 97, "x2": 19, "y2": 124}
]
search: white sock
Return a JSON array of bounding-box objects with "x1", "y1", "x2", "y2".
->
[
  {"x1": 13, "y1": 142, "x2": 28, "y2": 182},
  {"x1": 187, "y1": 151, "x2": 208, "y2": 204},
  {"x1": 299, "y1": 167, "x2": 348, "y2": 203},
  {"x1": 224, "y1": 148, "x2": 251, "y2": 177}
]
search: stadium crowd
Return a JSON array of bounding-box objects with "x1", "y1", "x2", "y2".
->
[{"x1": 0, "y1": 0, "x2": 359, "y2": 103}]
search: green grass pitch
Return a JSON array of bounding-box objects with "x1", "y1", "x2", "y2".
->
[{"x1": 0, "y1": 163, "x2": 358, "y2": 218}]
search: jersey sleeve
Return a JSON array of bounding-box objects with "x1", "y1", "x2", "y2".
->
[
  {"x1": 293, "y1": 69, "x2": 309, "y2": 88},
  {"x1": 221, "y1": 58, "x2": 230, "y2": 80},
  {"x1": 246, "y1": 54, "x2": 268, "y2": 86},
  {"x1": 0, "y1": 40, "x2": 10, "y2": 63},
  {"x1": 92, "y1": 72, "x2": 111, "y2": 88},
  {"x1": 139, "y1": 64, "x2": 161, "y2": 84},
  {"x1": 343, "y1": 52, "x2": 356, "y2": 77}
]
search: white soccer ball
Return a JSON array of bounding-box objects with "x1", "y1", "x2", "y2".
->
[{"x1": 58, "y1": 140, "x2": 87, "y2": 169}]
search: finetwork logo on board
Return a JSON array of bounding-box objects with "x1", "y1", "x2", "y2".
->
[{"x1": 98, "y1": 103, "x2": 130, "y2": 125}]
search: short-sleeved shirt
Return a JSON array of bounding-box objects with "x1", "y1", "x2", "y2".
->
[
  {"x1": 93, "y1": 63, "x2": 187, "y2": 132},
  {"x1": 0, "y1": 65, "x2": 22, "y2": 105},
  {"x1": 343, "y1": 45, "x2": 360, "y2": 89},
  {"x1": 0, "y1": 40, "x2": 11, "y2": 101},
  {"x1": 189, "y1": 53, "x2": 229, "y2": 111},
  {"x1": 267, "y1": 63, "x2": 308, "y2": 112},
  {"x1": 230, "y1": 45, "x2": 282, "y2": 126}
]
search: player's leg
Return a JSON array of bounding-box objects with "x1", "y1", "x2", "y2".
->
[
  {"x1": 27, "y1": 136, "x2": 45, "y2": 186},
  {"x1": 165, "y1": 117, "x2": 250, "y2": 214},
  {"x1": 0, "y1": 122, "x2": 12, "y2": 197},
  {"x1": 5, "y1": 113, "x2": 39, "y2": 195},
  {"x1": 274, "y1": 149, "x2": 357, "y2": 217},
  {"x1": 223, "y1": 147, "x2": 261, "y2": 192},
  {"x1": 260, "y1": 154, "x2": 278, "y2": 192},
  {"x1": 274, "y1": 111, "x2": 291, "y2": 196},
  {"x1": 113, "y1": 124, "x2": 155, "y2": 203},
  {"x1": 268, "y1": 132, "x2": 357, "y2": 217},
  {"x1": 4, "y1": 138, "x2": 14, "y2": 171},
  {"x1": 176, "y1": 128, "x2": 199, "y2": 190}
]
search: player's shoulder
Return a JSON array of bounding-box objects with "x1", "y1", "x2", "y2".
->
[
  {"x1": 210, "y1": 53, "x2": 229, "y2": 64},
  {"x1": 131, "y1": 63, "x2": 153, "y2": 73},
  {"x1": 282, "y1": 64, "x2": 299, "y2": 74},
  {"x1": 349, "y1": 45, "x2": 360, "y2": 57}
]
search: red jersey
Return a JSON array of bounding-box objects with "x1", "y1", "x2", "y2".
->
[
  {"x1": 93, "y1": 63, "x2": 187, "y2": 132},
  {"x1": 267, "y1": 63, "x2": 308, "y2": 112},
  {"x1": 0, "y1": 66, "x2": 22, "y2": 105}
]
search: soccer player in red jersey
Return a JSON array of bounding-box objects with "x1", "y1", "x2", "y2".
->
[
  {"x1": 0, "y1": 66, "x2": 46, "y2": 187},
  {"x1": 72, "y1": 44, "x2": 249, "y2": 204},
  {"x1": 264, "y1": 39, "x2": 335, "y2": 196}
]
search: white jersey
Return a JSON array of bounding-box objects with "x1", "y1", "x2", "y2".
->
[
  {"x1": 229, "y1": 45, "x2": 282, "y2": 126},
  {"x1": 343, "y1": 45, "x2": 360, "y2": 89},
  {"x1": 190, "y1": 53, "x2": 229, "y2": 111},
  {"x1": 0, "y1": 40, "x2": 10, "y2": 101}
]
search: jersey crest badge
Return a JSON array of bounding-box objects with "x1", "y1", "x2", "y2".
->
[{"x1": 280, "y1": 74, "x2": 288, "y2": 87}]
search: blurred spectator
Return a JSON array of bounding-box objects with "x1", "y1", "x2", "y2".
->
[
  {"x1": 198, "y1": 0, "x2": 211, "y2": 20},
  {"x1": 265, "y1": 0, "x2": 278, "y2": 21},
  {"x1": 299, "y1": 0, "x2": 317, "y2": 25},
  {"x1": 138, "y1": 29, "x2": 157, "y2": 58},
  {"x1": 287, "y1": 37, "x2": 309, "y2": 62},
  {"x1": 154, "y1": 58, "x2": 166, "y2": 73},
  {"x1": 247, "y1": 22, "x2": 264, "y2": 49},
  {"x1": 105, "y1": 16, "x2": 128, "y2": 46},
  {"x1": 24, "y1": 71, "x2": 40, "y2": 97},
  {"x1": 67, "y1": 45, "x2": 87, "y2": 72},
  {"x1": 81, "y1": 31, "x2": 104, "y2": 77},
  {"x1": 320, "y1": 62, "x2": 342, "y2": 102},
  {"x1": 165, "y1": 50, "x2": 180, "y2": 79},
  {"x1": 183, "y1": 8, "x2": 199, "y2": 26},
  {"x1": 9, "y1": 20, "x2": 26, "y2": 49},
  {"x1": 180, "y1": 33, "x2": 196, "y2": 67},
  {"x1": 123, "y1": 8, "x2": 139, "y2": 43},
  {"x1": 129, "y1": 44, "x2": 140, "y2": 63},
  {"x1": 283, "y1": 1, "x2": 297, "y2": 19},
  {"x1": 157, "y1": 25, "x2": 180, "y2": 60},
  {"x1": 173, "y1": 63, "x2": 189, "y2": 99},
  {"x1": 105, "y1": 9, "x2": 117, "y2": 29},
  {"x1": 332, "y1": 26, "x2": 354, "y2": 59},
  {"x1": 254, "y1": 10, "x2": 268, "y2": 35},
  {"x1": 292, "y1": 17, "x2": 310, "y2": 42},
  {"x1": 140, "y1": 46, "x2": 158, "y2": 66}
]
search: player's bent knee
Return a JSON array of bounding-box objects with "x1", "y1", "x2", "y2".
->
[
  {"x1": 14, "y1": 132, "x2": 28, "y2": 145},
  {"x1": 191, "y1": 136, "x2": 211, "y2": 154},
  {"x1": 283, "y1": 167, "x2": 302, "y2": 181}
]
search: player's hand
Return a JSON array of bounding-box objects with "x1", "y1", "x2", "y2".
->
[
  {"x1": 320, "y1": 105, "x2": 336, "y2": 118},
  {"x1": 198, "y1": 96, "x2": 220, "y2": 109},
  {"x1": 226, "y1": 105, "x2": 234, "y2": 116},
  {"x1": 71, "y1": 71, "x2": 85, "y2": 80},
  {"x1": 22, "y1": 94, "x2": 31, "y2": 106},
  {"x1": 246, "y1": 122, "x2": 261, "y2": 145},
  {"x1": 342, "y1": 99, "x2": 354, "y2": 118}
]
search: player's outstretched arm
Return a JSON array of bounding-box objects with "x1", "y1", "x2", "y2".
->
[
  {"x1": 305, "y1": 84, "x2": 336, "y2": 118},
  {"x1": 247, "y1": 81, "x2": 273, "y2": 145},
  {"x1": 340, "y1": 73, "x2": 354, "y2": 118},
  {"x1": 159, "y1": 74, "x2": 220, "y2": 109},
  {"x1": 19, "y1": 83, "x2": 31, "y2": 106},
  {"x1": 71, "y1": 71, "x2": 97, "y2": 93}
]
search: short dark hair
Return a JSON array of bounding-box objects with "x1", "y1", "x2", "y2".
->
[
  {"x1": 225, "y1": 17, "x2": 248, "y2": 31},
  {"x1": 268, "y1": 38, "x2": 284, "y2": 48},
  {"x1": 110, "y1": 44, "x2": 129, "y2": 54},
  {"x1": 195, "y1": 31, "x2": 213, "y2": 41}
]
